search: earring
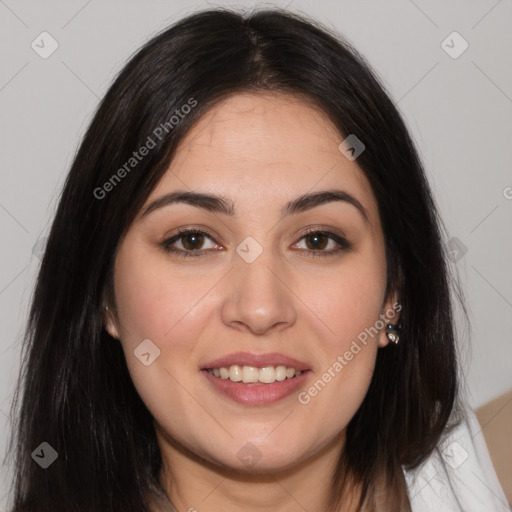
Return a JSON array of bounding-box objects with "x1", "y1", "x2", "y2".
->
[{"x1": 386, "y1": 323, "x2": 400, "y2": 344}]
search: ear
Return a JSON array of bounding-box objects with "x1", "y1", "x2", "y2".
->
[
  {"x1": 377, "y1": 291, "x2": 402, "y2": 348},
  {"x1": 104, "y1": 305, "x2": 120, "y2": 340}
]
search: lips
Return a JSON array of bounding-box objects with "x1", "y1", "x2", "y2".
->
[
  {"x1": 200, "y1": 351, "x2": 311, "y2": 405},
  {"x1": 201, "y1": 351, "x2": 310, "y2": 372},
  {"x1": 202, "y1": 369, "x2": 310, "y2": 405}
]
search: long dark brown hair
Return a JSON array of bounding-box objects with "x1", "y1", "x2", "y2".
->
[{"x1": 7, "y1": 7, "x2": 467, "y2": 511}]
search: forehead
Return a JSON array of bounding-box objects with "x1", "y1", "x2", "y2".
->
[{"x1": 147, "y1": 92, "x2": 379, "y2": 227}]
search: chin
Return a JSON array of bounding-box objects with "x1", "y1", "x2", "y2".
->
[
  {"x1": 209, "y1": 449, "x2": 307, "y2": 475},
  {"x1": 195, "y1": 434, "x2": 312, "y2": 474}
]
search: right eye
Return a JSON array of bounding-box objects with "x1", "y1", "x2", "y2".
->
[{"x1": 160, "y1": 228, "x2": 220, "y2": 258}]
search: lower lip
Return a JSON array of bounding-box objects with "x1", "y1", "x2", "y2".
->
[{"x1": 202, "y1": 370, "x2": 310, "y2": 405}]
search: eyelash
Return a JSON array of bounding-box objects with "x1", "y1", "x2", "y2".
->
[{"x1": 160, "y1": 227, "x2": 352, "y2": 259}]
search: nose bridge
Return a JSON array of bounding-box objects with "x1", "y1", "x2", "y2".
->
[
  {"x1": 221, "y1": 234, "x2": 296, "y2": 333},
  {"x1": 236, "y1": 236, "x2": 280, "y2": 291}
]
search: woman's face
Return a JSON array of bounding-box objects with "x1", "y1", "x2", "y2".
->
[{"x1": 106, "y1": 92, "x2": 399, "y2": 473}]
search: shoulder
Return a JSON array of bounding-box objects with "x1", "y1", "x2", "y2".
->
[{"x1": 402, "y1": 407, "x2": 510, "y2": 512}]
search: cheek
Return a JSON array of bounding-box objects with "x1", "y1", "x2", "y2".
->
[
  {"x1": 307, "y1": 254, "x2": 387, "y2": 353},
  {"x1": 111, "y1": 249, "x2": 212, "y2": 437},
  {"x1": 113, "y1": 244, "x2": 211, "y2": 348},
  {"x1": 111, "y1": 246, "x2": 212, "y2": 403},
  {"x1": 296, "y1": 254, "x2": 385, "y2": 422}
]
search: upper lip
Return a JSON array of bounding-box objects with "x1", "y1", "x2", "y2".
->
[{"x1": 201, "y1": 352, "x2": 310, "y2": 371}]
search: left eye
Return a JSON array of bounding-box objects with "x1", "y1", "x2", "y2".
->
[
  {"x1": 294, "y1": 231, "x2": 340, "y2": 252},
  {"x1": 160, "y1": 229, "x2": 350, "y2": 258}
]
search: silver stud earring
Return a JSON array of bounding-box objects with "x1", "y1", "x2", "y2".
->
[{"x1": 386, "y1": 323, "x2": 400, "y2": 344}]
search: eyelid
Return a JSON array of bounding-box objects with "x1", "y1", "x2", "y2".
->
[{"x1": 294, "y1": 225, "x2": 348, "y2": 242}]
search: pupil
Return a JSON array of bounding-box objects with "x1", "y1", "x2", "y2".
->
[
  {"x1": 307, "y1": 233, "x2": 327, "y2": 250},
  {"x1": 184, "y1": 233, "x2": 203, "y2": 250}
]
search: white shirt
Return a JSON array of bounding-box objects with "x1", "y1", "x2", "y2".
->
[{"x1": 404, "y1": 408, "x2": 510, "y2": 511}]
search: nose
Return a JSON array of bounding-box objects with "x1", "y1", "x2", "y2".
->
[{"x1": 221, "y1": 245, "x2": 297, "y2": 336}]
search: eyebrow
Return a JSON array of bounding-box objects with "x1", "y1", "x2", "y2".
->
[{"x1": 141, "y1": 189, "x2": 369, "y2": 224}]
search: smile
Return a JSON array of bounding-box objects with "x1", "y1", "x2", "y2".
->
[{"x1": 202, "y1": 368, "x2": 311, "y2": 405}]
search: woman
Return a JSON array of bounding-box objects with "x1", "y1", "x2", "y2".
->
[{"x1": 7, "y1": 7, "x2": 508, "y2": 512}]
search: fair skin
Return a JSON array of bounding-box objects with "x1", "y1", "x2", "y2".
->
[{"x1": 106, "y1": 92, "x2": 400, "y2": 512}]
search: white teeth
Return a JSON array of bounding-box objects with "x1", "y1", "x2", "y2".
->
[
  {"x1": 242, "y1": 366, "x2": 259, "y2": 383},
  {"x1": 207, "y1": 365, "x2": 303, "y2": 384},
  {"x1": 229, "y1": 365, "x2": 242, "y2": 382},
  {"x1": 259, "y1": 366, "x2": 275, "y2": 384},
  {"x1": 275, "y1": 365, "x2": 287, "y2": 381}
]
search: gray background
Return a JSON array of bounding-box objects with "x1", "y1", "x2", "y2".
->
[{"x1": 0, "y1": 0, "x2": 511, "y2": 508}]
